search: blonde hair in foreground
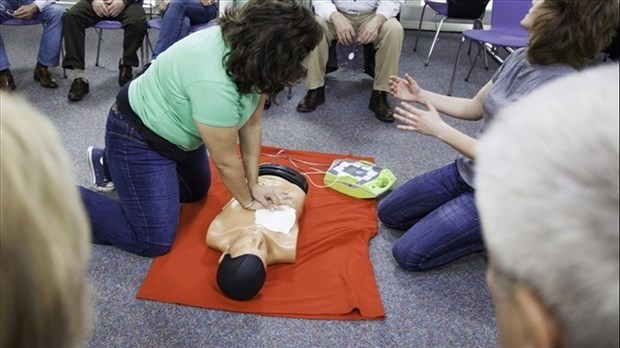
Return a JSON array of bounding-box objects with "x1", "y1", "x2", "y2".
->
[
  {"x1": 1, "y1": 92, "x2": 92, "y2": 348},
  {"x1": 476, "y1": 64, "x2": 620, "y2": 347}
]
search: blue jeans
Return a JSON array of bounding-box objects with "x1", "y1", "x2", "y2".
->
[
  {"x1": 80, "y1": 105, "x2": 211, "y2": 257},
  {"x1": 152, "y1": 0, "x2": 218, "y2": 59},
  {"x1": 0, "y1": 1, "x2": 64, "y2": 70},
  {"x1": 377, "y1": 162, "x2": 483, "y2": 271}
]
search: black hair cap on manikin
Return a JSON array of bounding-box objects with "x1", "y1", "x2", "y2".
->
[
  {"x1": 216, "y1": 254, "x2": 266, "y2": 301},
  {"x1": 259, "y1": 163, "x2": 308, "y2": 193}
]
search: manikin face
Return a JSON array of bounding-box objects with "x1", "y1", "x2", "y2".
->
[
  {"x1": 520, "y1": 0, "x2": 544, "y2": 30},
  {"x1": 222, "y1": 228, "x2": 269, "y2": 268}
]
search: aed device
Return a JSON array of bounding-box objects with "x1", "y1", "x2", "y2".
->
[{"x1": 323, "y1": 159, "x2": 396, "y2": 199}]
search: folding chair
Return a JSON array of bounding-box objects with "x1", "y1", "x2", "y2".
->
[
  {"x1": 447, "y1": 0, "x2": 531, "y2": 96},
  {"x1": 414, "y1": 0, "x2": 490, "y2": 66}
]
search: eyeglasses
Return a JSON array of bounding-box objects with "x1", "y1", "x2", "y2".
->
[{"x1": 0, "y1": 3, "x2": 15, "y2": 16}]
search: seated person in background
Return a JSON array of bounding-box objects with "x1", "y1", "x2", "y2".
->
[
  {"x1": 377, "y1": 0, "x2": 618, "y2": 271},
  {"x1": 476, "y1": 64, "x2": 619, "y2": 348},
  {"x1": 0, "y1": 0, "x2": 64, "y2": 91},
  {"x1": 296, "y1": 0, "x2": 404, "y2": 123},
  {"x1": 206, "y1": 164, "x2": 308, "y2": 301},
  {"x1": 1, "y1": 92, "x2": 92, "y2": 347},
  {"x1": 62, "y1": 0, "x2": 147, "y2": 101},
  {"x1": 144, "y1": 0, "x2": 218, "y2": 70}
]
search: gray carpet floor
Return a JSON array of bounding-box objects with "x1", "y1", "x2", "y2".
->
[{"x1": 1, "y1": 23, "x2": 499, "y2": 347}]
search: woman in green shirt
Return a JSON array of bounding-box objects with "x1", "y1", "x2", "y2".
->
[{"x1": 81, "y1": 0, "x2": 323, "y2": 257}]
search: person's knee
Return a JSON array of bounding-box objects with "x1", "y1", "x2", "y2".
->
[
  {"x1": 392, "y1": 243, "x2": 426, "y2": 271},
  {"x1": 377, "y1": 199, "x2": 406, "y2": 230},
  {"x1": 138, "y1": 242, "x2": 173, "y2": 257},
  {"x1": 380, "y1": 19, "x2": 404, "y2": 39}
]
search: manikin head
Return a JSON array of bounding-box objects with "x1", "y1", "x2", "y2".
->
[
  {"x1": 476, "y1": 65, "x2": 619, "y2": 347},
  {"x1": 214, "y1": 164, "x2": 308, "y2": 301}
]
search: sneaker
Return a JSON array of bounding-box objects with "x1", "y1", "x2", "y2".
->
[{"x1": 87, "y1": 146, "x2": 115, "y2": 192}]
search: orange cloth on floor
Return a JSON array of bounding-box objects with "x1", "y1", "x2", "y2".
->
[{"x1": 137, "y1": 146, "x2": 385, "y2": 320}]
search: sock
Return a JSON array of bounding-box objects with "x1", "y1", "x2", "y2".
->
[{"x1": 74, "y1": 69, "x2": 85, "y2": 79}]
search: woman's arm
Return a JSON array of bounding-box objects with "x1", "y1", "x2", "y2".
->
[
  {"x1": 390, "y1": 74, "x2": 492, "y2": 121},
  {"x1": 196, "y1": 122, "x2": 254, "y2": 208},
  {"x1": 238, "y1": 94, "x2": 266, "y2": 192},
  {"x1": 420, "y1": 80, "x2": 492, "y2": 121},
  {"x1": 393, "y1": 81, "x2": 494, "y2": 160}
]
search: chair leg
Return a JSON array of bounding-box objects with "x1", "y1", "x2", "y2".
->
[
  {"x1": 287, "y1": 86, "x2": 292, "y2": 100},
  {"x1": 413, "y1": 3, "x2": 427, "y2": 52},
  {"x1": 465, "y1": 42, "x2": 483, "y2": 82},
  {"x1": 95, "y1": 28, "x2": 103, "y2": 67},
  {"x1": 448, "y1": 36, "x2": 466, "y2": 96},
  {"x1": 424, "y1": 16, "x2": 446, "y2": 66}
]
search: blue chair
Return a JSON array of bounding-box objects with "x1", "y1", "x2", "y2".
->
[
  {"x1": 1, "y1": 18, "x2": 42, "y2": 26},
  {"x1": 447, "y1": 0, "x2": 531, "y2": 95},
  {"x1": 93, "y1": 20, "x2": 121, "y2": 67},
  {"x1": 414, "y1": 0, "x2": 490, "y2": 66}
]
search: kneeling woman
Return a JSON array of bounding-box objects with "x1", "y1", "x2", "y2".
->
[{"x1": 80, "y1": 0, "x2": 323, "y2": 257}]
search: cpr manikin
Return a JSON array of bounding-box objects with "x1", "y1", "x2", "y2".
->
[{"x1": 206, "y1": 164, "x2": 308, "y2": 301}]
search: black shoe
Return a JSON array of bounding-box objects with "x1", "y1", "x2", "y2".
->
[
  {"x1": 118, "y1": 64, "x2": 133, "y2": 86},
  {"x1": 0, "y1": 74, "x2": 16, "y2": 91},
  {"x1": 369, "y1": 90, "x2": 394, "y2": 122},
  {"x1": 296, "y1": 86, "x2": 325, "y2": 113},
  {"x1": 68, "y1": 78, "x2": 89, "y2": 101}
]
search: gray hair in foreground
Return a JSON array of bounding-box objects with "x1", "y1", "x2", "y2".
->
[
  {"x1": 1, "y1": 93, "x2": 92, "y2": 348},
  {"x1": 476, "y1": 64, "x2": 619, "y2": 347}
]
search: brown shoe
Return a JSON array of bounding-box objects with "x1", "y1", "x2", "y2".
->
[
  {"x1": 33, "y1": 66, "x2": 58, "y2": 88},
  {"x1": 297, "y1": 86, "x2": 325, "y2": 113},
  {"x1": 369, "y1": 90, "x2": 394, "y2": 122},
  {"x1": 0, "y1": 74, "x2": 16, "y2": 91}
]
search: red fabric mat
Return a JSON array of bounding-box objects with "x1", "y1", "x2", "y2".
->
[{"x1": 137, "y1": 146, "x2": 385, "y2": 320}]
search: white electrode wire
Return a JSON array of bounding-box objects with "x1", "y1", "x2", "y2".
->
[{"x1": 259, "y1": 149, "x2": 345, "y2": 189}]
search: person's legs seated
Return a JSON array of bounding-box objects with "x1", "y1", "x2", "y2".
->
[
  {"x1": 32, "y1": 3, "x2": 65, "y2": 89},
  {"x1": 117, "y1": 2, "x2": 147, "y2": 86},
  {"x1": 62, "y1": 0, "x2": 97, "y2": 101},
  {"x1": 368, "y1": 18, "x2": 403, "y2": 123},
  {"x1": 297, "y1": 15, "x2": 333, "y2": 113},
  {"x1": 0, "y1": 19, "x2": 16, "y2": 91}
]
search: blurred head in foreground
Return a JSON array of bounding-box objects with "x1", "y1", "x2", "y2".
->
[
  {"x1": 476, "y1": 64, "x2": 619, "y2": 348},
  {"x1": 1, "y1": 92, "x2": 92, "y2": 348}
]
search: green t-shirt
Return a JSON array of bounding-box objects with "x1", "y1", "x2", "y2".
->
[{"x1": 128, "y1": 26, "x2": 261, "y2": 151}]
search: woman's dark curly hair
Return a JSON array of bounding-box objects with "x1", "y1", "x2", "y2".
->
[
  {"x1": 527, "y1": 0, "x2": 619, "y2": 69},
  {"x1": 218, "y1": 0, "x2": 323, "y2": 100}
]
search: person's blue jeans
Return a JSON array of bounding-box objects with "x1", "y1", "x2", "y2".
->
[
  {"x1": 0, "y1": 0, "x2": 64, "y2": 70},
  {"x1": 377, "y1": 162, "x2": 483, "y2": 271},
  {"x1": 80, "y1": 105, "x2": 211, "y2": 257},
  {"x1": 152, "y1": 0, "x2": 218, "y2": 59}
]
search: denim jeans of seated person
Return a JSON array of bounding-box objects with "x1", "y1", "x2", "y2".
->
[
  {"x1": 0, "y1": 0, "x2": 64, "y2": 70},
  {"x1": 152, "y1": 0, "x2": 219, "y2": 59},
  {"x1": 79, "y1": 106, "x2": 211, "y2": 257},
  {"x1": 377, "y1": 162, "x2": 484, "y2": 271}
]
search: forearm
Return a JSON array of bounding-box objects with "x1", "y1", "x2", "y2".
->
[
  {"x1": 216, "y1": 161, "x2": 254, "y2": 207},
  {"x1": 420, "y1": 89, "x2": 482, "y2": 121},
  {"x1": 238, "y1": 94, "x2": 266, "y2": 190},
  {"x1": 435, "y1": 123, "x2": 478, "y2": 160}
]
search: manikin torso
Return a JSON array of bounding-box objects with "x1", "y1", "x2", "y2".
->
[{"x1": 206, "y1": 174, "x2": 306, "y2": 267}]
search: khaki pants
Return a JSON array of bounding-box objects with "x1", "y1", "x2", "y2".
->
[{"x1": 305, "y1": 12, "x2": 403, "y2": 92}]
